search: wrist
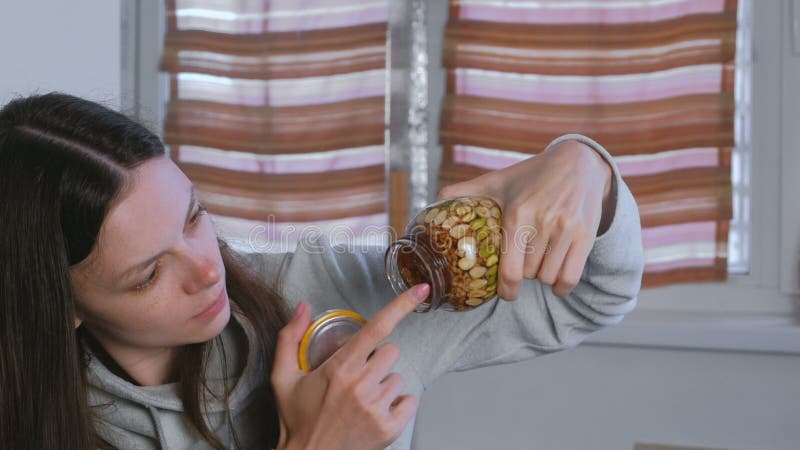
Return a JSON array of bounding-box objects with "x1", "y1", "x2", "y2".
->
[
  {"x1": 571, "y1": 140, "x2": 612, "y2": 195},
  {"x1": 582, "y1": 144, "x2": 615, "y2": 236},
  {"x1": 556, "y1": 139, "x2": 615, "y2": 236},
  {"x1": 276, "y1": 423, "x2": 302, "y2": 450}
]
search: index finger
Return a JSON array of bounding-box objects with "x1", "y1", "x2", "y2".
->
[{"x1": 340, "y1": 283, "x2": 429, "y2": 363}]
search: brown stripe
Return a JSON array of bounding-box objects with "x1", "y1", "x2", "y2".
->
[
  {"x1": 439, "y1": 131, "x2": 733, "y2": 158},
  {"x1": 166, "y1": 0, "x2": 177, "y2": 31},
  {"x1": 443, "y1": 101, "x2": 733, "y2": 138},
  {"x1": 721, "y1": 65, "x2": 735, "y2": 93},
  {"x1": 168, "y1": 74, "x2": 181, "y2": 161},
  {"x1": 440, "y1": 95, "x2": 734, "y2": 156},
  {"x1": 642, "y1": 265, "x2": 727, "y2": 288},
  {"x1": 438, "y1": 164, "x2": 732, "y2": 227},
  {"x1": 162, "y1": 50, "x2": 385, "y2": 80},
  {"x1": 181, "y1": 163, "x2": 386, "y2": 222},
  {"x1": 635, "y1": 190, "x2": 732, "y2": 228},
  {"x1": 444, "y1": 42, "x2": 736, "y2": 76},
  {"x1": 161, "y1": 24, "x2": 387, "y2": 79},
  {"x1": 439, "y1": 163, "x2": 731, "y2": 198},
  {"x1": 717, "y1": 147, "x2": 732, "y2": 167},
  {"x1": 163, "y1": 98, "x2": 384, "y2": 154},
  {"x1": 163, "y1": 24, "x2": 387, "y2": 53},
  {"x1": 624, "y1": 166, "x2": 730, "y2": 195},
  {"x1": 200, "y1": 190, "x2": 385, "y2": 223},
  {"x1": 178, "y1": 162, "x2": 384, "y2": 192},
  {"x1": 444, "y1": 13, "x2": 738, "y2": 50},
  {"x1": 443, "y1": 93, "x2": 735, "y2": 119},
  {"x1": 388, "y1": 170, "x2": 409, "y2": 240},
  {"x1": 713, "y1": 219, "x2": 730, "y2": 276}
]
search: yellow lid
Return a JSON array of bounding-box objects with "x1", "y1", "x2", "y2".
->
[{"x1": 298, "y1": 309, "x2": 366, "y2": 372}]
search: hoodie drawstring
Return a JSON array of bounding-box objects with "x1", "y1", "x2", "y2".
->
[{"x1": 148, "y1": 405, "x2": 169, "y2": 450}]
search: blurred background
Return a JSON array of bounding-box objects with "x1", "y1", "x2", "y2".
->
[{"x1": 1, "y1": 1, "x2": 799, "y2": 449}]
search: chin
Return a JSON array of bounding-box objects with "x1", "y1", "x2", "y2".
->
[{"x1": 195, "y1": 301, "x2": 232, "y2": 343}]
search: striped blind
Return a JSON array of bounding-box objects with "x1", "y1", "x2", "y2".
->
[
  {"x1": 438, "y1": 0, "x2": 738, "y2": 288},
  {"x1": 161, "y1": 0, "x2": 389, "y2": 253}
]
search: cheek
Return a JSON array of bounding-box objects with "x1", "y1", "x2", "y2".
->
[
  {"x1": 117, "y1": 291, "x2": 183, "y2": 331},
  {"x1": 103, "y1": 292, "x2": 201, "y2": 347}
]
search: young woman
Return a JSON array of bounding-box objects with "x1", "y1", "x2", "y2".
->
[{"x1": 0, "y1": 93, "x2": 644, "y2": 450}]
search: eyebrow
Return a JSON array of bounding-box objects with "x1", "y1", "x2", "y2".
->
[{"x1": 117, "y1": 186, "x2": 197, "y2": 282}]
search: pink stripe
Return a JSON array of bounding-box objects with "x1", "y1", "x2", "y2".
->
[
  {"x1": 249, "y1": 0, "x2": 381, "y2": 12},
  {"x1": 617, "y1": 148, "x2": 719, "y2": 177},
  {"x1": 266, "y1": 9, "x2": 387, "y2": 32},
  {"x1": 178, "y1": 74, "x2": 384, "y2": 107},
  {"x1": 455, "y1": 146, "x2": 721, "y2": 175},
  {"x1": 645, "y1": 257, "x2": 715, "y2": 272},
  {"x1": 177, "y1": 8, "x2": 386, "y2": 33},
  {"x1": 453, "y1": 146, "x2": 524, "y2": 170},
  {"x1": 642, "y1": 221, "x2": 717, "y2": 248},
  {"x1": 268, "y1": 79, "x2": 384, "y2": 107},
  {"x1": 232, "y1": 213, "x2": 390, "y2": 244},
  {"x1": 458, "y1": 0, "x2": 724, "y2": 24},
  {"x1": 179, "y1": 147, "x2": 385, "y2": 174},
  {"x1": 456, "y1": 68, "x2": 722, "y2": 104},
  {"x1": 177, "y1": 0, "x2": 374, "y2": 12}
]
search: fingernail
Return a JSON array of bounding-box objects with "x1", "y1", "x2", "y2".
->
[
  {"x1": 499, "y1": 282, "x2": 517, "y2": 301},
  {"x1": 293, "y1": 302, "x2": 305, "y2": 319},
  {"x1": 412, "y1": 283, "x2": 430, "y2": 302}
]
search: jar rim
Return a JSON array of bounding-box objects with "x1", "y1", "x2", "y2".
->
[{"x1": 384, "y1": 236, "x2": 447, "y2": 313}]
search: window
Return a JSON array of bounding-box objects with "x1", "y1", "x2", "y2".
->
[{"x1": 126, "y1": 0, "x2": 800, "y2": 353}]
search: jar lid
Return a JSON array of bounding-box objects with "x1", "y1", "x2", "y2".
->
[{"x1": 298, "y1": 309, "x2": 366, "y2": 372}]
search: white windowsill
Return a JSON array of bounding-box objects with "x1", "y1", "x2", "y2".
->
[{"x1": 585, "y1": 307, "x2": 800, "y2": 355}]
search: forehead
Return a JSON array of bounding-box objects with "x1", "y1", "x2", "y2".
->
[{"x1": 88, "y1": 157, "x2": 192, "y2": 278}]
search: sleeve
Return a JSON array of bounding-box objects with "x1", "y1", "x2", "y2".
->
[{"x1": 238, "y1": 134, "x2": 644, "y2": 390}]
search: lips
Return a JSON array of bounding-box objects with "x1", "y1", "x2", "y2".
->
[{"x1": 193, "y1": 286, "x2": 227, "y2": 320}]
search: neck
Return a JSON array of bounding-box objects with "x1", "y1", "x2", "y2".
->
[{"x1": 82, "y1": 328, "x2": 180, "y2": 386}]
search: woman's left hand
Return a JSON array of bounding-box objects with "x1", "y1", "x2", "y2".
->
[{"x1": 436, "y1": 139, "x2": 614, "y2": 300}]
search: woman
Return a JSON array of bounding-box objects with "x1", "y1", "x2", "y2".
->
[{"x1": 0, "y1": 93, "x2": 644, "y2": 450}]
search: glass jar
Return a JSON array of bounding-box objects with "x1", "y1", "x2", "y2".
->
[{"x1": 384, "y1": 196, "x2": 502, "y2": 312}]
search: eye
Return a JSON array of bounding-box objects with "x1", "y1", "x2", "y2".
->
[
  {"x1": 190, "y1": 204, "x2": 207, "y2": 226},
  {"x1": 132, "y1": 204, "x2": 208, "y2": 292},
  {"x1": 134, "y1": 261, "x2": 160, "y2": 292}
]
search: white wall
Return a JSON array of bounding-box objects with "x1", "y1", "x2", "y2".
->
[
  {"x1": 0, "y1": 0, "x2": 120, "y2": 107},
  {"x1": 412, "y1": 345, "x2": 800, "y2": 450}
]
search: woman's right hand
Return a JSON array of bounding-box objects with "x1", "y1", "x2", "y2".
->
[{"x1": 271, "y1": 283, "x2": 430, "y2": 450}]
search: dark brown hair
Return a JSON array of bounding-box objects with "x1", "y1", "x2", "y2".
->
[{"x1": 0, "y1": 93, "x2": 290, "y2": 449}]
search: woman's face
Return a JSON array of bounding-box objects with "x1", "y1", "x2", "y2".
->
[{"x1": 70, "y1": 156, "x2": 229, "y2": 362}]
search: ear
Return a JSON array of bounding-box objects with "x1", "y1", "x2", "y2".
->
[{"x1": 74, "y1": 316, "x2": 82, "y2": 329}]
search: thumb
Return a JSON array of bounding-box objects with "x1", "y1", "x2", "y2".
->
[
  {"x1": 271, "y1": 301, "x2": 311, "y2": 386},
  {"x1": 436, "y1": 181, "x2": 471, "y2": 201}
]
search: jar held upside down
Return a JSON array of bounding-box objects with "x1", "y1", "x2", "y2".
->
[{"x1": 384, "y1": 196, "x2": 503, "y2": 312}]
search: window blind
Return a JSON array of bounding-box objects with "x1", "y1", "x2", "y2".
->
[
  {"x1": 161, "y1": 0, "x2": 389, "y2": 252},
  {"x1": 438, "y1": 0, "x2": 738, "y2": 287}
]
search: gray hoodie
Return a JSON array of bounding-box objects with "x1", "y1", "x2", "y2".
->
[{"x1": 85, "y1": 134, "x2": 644, "y2": 449}]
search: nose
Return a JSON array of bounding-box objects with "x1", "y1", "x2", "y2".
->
[{"x1": 182, "y1": 250, "x2": 222, "y2": 295}]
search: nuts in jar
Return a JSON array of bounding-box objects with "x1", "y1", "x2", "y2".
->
[{"x1": 384, "y1": 196, "x2": 502, "y2": 312}]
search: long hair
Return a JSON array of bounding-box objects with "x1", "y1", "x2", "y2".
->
[{"x1": 0, "y1": 93, "x2": 290, "y2": 449}]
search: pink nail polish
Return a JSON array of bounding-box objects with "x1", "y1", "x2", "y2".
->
[{"x1": 413, "y1": 283, "x2": 430, "y2": 301}]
